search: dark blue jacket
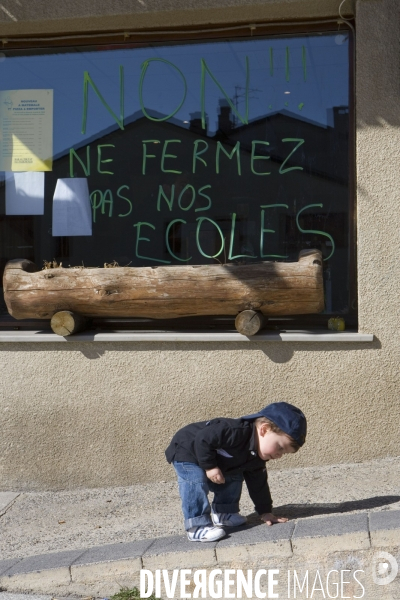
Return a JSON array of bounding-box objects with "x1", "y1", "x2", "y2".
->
[{"x1": 165, "y1": 417, "x2": 273, "y2": 514}]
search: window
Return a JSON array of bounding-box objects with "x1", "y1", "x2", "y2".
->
[{"x1": 0, "y1": 29, "x2": 354, "y2": 330}]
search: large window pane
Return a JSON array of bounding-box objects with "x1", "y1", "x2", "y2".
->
[{"x1": 0, "y1": 32, "x2": 351, "y2": 321}]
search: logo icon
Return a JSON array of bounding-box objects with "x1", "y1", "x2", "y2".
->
[{"x1": 372, "y1": 551, "x2": 398, "y2": 586}]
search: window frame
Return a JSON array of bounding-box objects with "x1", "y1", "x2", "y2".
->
[{"x1": 0, "y1": 21, "x2": 356, "y2": 333}]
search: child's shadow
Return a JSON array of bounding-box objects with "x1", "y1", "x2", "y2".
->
[{"x1": 244, "y1": 495, "x2": 400, "y2": 528}]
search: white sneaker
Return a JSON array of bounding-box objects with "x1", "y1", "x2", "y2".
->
[
  {"x1": 187, "y1": 525, "x2": 226, "y2": 542},
  {"x1": 211, "y1": 512, "x2": 247, "y2": 527}
]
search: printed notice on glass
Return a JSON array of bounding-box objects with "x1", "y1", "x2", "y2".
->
[
  {"x1": 0, "y1": 89, "x2": 53, "y2": 172},
  {"x1": 52, "y1": 178, "x2": 92, "y2": 237},
  {"x1": 5, "y1": 171, "x2": 45, "y2": 215}
]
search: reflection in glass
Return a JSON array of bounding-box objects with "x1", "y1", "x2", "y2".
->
[{"x1": 0, "y1": 33, "x2": 351, "y2": 320}]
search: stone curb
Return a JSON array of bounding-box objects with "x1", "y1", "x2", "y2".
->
[
  {"x1": 0, "y1": 510, "x2": 399, "y2": 594},
  {"x1": 292, "y1": 512, "x2": 370, "y2": 554}
]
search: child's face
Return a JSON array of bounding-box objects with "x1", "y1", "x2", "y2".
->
[{"x1": 256, "y1": 424, "x2": 296, "y2": 461}]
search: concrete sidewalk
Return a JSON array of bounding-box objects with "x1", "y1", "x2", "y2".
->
[{"x1": 0, "y1": 457, "x2": 399, "y2": 598}]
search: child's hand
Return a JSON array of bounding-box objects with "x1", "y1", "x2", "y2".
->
[
  {"x1": 206, "y1": 467, "x2": 225, "y2": 484},
  {"x1": 260, "y1": 512, "x2": 288, "y2": 526}
]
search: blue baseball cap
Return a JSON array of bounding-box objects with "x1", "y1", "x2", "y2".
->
[{"x1": 241, "y1": 402, "x2": 307, "y2": 446}]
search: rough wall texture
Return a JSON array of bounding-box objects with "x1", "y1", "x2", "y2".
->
[{"x1": 0, "y1": 0, "x2": 399, "y2": 491}]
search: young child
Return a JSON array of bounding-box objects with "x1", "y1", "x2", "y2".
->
[{"x1": 165, "y1": 402, "x2": 306, "y2": 542}]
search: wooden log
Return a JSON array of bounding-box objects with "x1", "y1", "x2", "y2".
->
[
  {"x1": 50, "y1": 311, "x2": 90, "y2": 336},
  {"x1": 235, "y1": 310, "x2": 268, "y2": 336},
  {"x1": 3, "y1": 249, "x2": 324, "y2": 320}
]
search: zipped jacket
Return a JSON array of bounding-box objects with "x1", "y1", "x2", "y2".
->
[{"x1": 165, "y1": 417, "x2": 273, "y2": 514}]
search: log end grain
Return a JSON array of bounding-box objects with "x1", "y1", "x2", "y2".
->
[
  {"x1": 298, "y1": 248, "x2": 322, "y2": 265},
  {"x1": 235, "y1": 310, "x2": 268, "y2": 336},
  {"x1": 50, "y1": 311, "x2": 89, "y2": 336}
]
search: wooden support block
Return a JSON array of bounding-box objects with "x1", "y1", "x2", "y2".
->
[
  {"x1": 50, "y1": 311, "x2": 89, "y2": 336},
  {"x1": 235, "y1": 310, "x2": 268, "y2": 336}
]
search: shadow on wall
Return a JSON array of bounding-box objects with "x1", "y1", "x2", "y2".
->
[
  {"x1": 258, "y1": 338, "x2": 381, "y2": 363},
  {"x1": 76, "y1": 338, "x2": 382, "y2": 364},
  {"x1": 76, "y1": 339, "x2": 381, "y2": 363},
  {"x1": 0, "y1": 338, "x2": 382, "y2": 363}
]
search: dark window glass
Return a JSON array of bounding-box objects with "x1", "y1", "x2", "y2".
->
[{"x1": 0, "y1": 32, "x2": 352, "y2": 326}]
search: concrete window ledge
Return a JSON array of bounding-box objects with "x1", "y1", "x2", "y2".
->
[{"x1": 0, "y1": 330, "x2": 374, "y2": 343}]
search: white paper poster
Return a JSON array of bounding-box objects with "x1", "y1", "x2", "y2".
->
[
  {"x1": 52, "y1": 178, "x2": 92, "y2": 237},
  {"x1": 0, "y1": 89, "x2": 53, "y2": 171},
  {"x1": 5, "y1": 171, "x2": 45, "y2": 215}
]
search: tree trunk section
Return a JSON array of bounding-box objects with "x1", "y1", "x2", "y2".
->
[
  {"x1": 50, "y1": 311, "x2": 89, "y2": 336},
  {"x1": 235, "y1": 310, "x2": 268, "y2": 336},
  {"x1": 3, "y1": 249, "x2": 324, "y2": 320}
]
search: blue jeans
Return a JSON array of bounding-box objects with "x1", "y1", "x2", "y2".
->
[{"x1": 173, "y1": 461, "x2": 244, "y2": 530}]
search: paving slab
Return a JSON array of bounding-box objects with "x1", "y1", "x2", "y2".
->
[
  {"x1": 216, "y1": 521, "x2": 294, "y2": 563},
  {"x1": 0, "y1": 494, "x2": 19, "y2": 516},
  {"x1": 292, "y1": 513, "x2": 370, "y2": 554},
  {"x1": 0, "y1": 549, "x2": 86, "y2": 593},
  {"x1": 0, "y1": 560, "x2": 22, "y2": 578},
  {"x1": 142, "y1": 534, "x2": 217, "y2": 570},
  {"x1": 70, "y1": 539, "x2": 154, "y2": 586},
  {"x1": 369, "y1": 509, "x2": 400, "y2": 547},
  {"x1": 218, "y1": 521, "x2": 295, "y2": 547},
  {"x1": 2, "y1": 550, "x2": 86, "y2": 577},
  {"x1": 72, "y1": 538, "x2": 153, "y2": 567}
]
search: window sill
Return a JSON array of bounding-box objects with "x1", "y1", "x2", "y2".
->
[{"x1": 0, "y1": 330, "x2": 374, "y2": 343}]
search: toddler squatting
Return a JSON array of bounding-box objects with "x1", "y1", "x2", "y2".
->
[{"x1": 165, "y1": 402, "x2": 307, "y2": 542}]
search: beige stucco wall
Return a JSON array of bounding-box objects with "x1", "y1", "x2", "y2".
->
[{"x1": 1, "y1": 0, "x2": 399, "y2": 491}]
